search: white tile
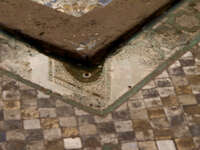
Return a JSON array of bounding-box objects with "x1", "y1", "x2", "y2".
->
[
  {"x1": 64, "y1": 137, "x2": 82, "y2": 149},
  {"x1": 156, "y1": 140, "x2": 176, "y2": 150},
  {"x1": 121, "y1": 142, "x2": 138, "y2": 150}
]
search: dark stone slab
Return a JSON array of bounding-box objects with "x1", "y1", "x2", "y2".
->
[
  {"x1": 26, "y1": 129, "x2": 44, "y2": 141},
  {"x1": 0, "y1": 0, "x2": 180, "y2": 65},
  {"x1": 97, "y1": 122, "x2": 116, "y2": 134}
]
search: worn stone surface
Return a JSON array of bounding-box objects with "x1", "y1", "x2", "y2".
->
[{"x1": 0, "y1": 0, "x2": 179, "y2": 65}]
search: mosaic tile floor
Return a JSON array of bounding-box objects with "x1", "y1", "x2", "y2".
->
[
  {"x1": 0, "y1": 45, "x2": 200, "y2": 150},
  {"x1": 0, "y1": 0, "x2": 200, "y2": 115},
  {"x1": 0, "y1": 0, "x2": 200, "y2": 149},
  {"x1": 31, "y1": 0, "x2": 113, "y2": 17}
]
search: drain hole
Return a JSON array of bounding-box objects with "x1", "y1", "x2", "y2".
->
[{"x1": 82, "y1": 72, "x2": 92, "y2": 78}]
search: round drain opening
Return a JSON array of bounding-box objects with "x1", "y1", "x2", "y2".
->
[{"x1": 82, "y1": 72, "x2": 92, "y2": 78}]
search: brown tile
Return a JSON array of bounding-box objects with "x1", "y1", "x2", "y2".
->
[
  {"x1": 187, "y1": 75, "x2": 200, "y2": 85},
  {"x1": 40, "y1": 118, "x2": 59, "y2": 129},
  {"x1": 3, "y1": 101, "x2": 20, "y2": 110},
  {"x1": 148, "y1": 108, "x2": 166, "y2": 119},
  {"x1": 62, "y1": 127, "x2": 79, "y2": 137},
  {"x1": 175, "y1": 85, "x2": 193, "y2": 95},
  {"x1": 183, "y1": 105, "x2": 200, "y2": 114},
  {"x1": 175, "y1": 138, "x2": 195, "y2": 150},
  {"x1": 21, "y1": 108, "x2": 39, "y2": 119},
  {"x1": 138, "y1": 141, "x2": 157, "y2": 150},
  {"x1": 132, "y1": 120, "x2": 152, "y2": 131},
  {"x1": 45, "y1": 140, "x2": 64, "y2": 150},
  {"x1": 161, "y1": 96, "x2": 179, "y2": 107},
  {"x1": 154, "y1": 129, "x2": 173, "y2": 140}
]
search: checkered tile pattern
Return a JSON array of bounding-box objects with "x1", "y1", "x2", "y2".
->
[
  {"x1": 0, "y1": 49, "x2": 200, "y2": 150},
  {"x1": 1, "y1": 0, "x2": 200, "y2": 149}
]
